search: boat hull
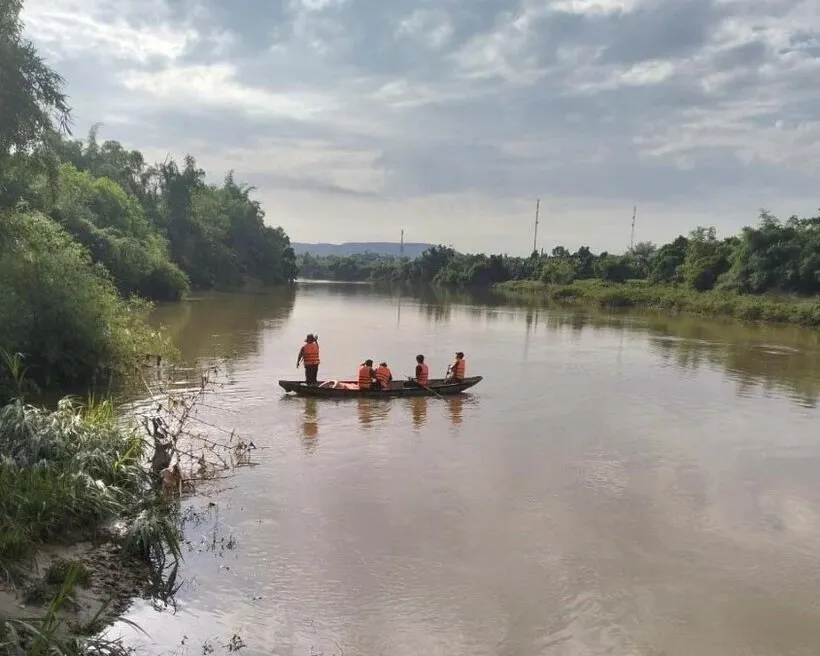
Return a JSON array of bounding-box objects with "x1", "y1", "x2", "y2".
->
[{"x1": 279, "y1": 376, "x2": 483, "y2": 398}]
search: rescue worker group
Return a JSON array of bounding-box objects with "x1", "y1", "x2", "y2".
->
[{"x1": 296, "y1": 333, "x2": 467, "y2": 390}]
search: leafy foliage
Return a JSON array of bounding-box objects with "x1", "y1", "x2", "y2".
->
[
  {"x1": 0, "y1": 396, "x2": 159, "y2": 571},
  {"x1": 0, "y1": 0, "x2": 70, "y2": 154},
  {"x1": 0, "y1": 2, "x2": 296, "y2": 398},
  {"x1": 0, "y1": 210, "x2": 174, "y2": 397},
  {"x1": 43, "y1": 163, "x2": 190, "y2": 301},
  {"x1": 55, "y1": 136, "x2": 298, "y2": 291},
  {"x1": 298, "y1": 211, "x2": 820, "y2": 303}
]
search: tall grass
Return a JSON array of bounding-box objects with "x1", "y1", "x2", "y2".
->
[
  {"x1": 0, "y1": 396, "x2": 179, "y2": 579},
  {"x1": 496, "y1": 280, "x2": 820, "y2": 326}
]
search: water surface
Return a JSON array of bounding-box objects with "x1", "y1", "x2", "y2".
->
[{"x1": 115, "y1": 283, "x2": 820, "y2": 655}]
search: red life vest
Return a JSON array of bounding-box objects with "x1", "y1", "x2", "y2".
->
[
  {"x1": 302, "y1": 342, "x2": 320, "y2": 365},
  {"x1": 376, "y1": 366, "x2": 392, "y2": 388},
  {"x1": 417, "y1": 362, "x2": 429, "y2": 386},
  {"x1": 452, "y1": 358, "x2": 465, "y2": 379},
  {"x1": 358, "y1": 365, "x2": 373, "y2": 389}
]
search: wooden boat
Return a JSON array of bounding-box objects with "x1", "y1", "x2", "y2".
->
[{"x1": 279, "y1": 376, "x2": 483, "y2": 398}]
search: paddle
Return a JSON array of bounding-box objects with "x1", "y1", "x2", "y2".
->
[{"x1": 404, "y1": 374, "x2": 444, "y2": 399}]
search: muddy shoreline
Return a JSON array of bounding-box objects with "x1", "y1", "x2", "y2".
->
[{"x1": 0, "y1": 526, "x2": 153, "y2": 640}]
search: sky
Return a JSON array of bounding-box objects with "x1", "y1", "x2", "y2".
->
[{"x1": 20, "y1": 0, "x2": 820, "y2": 255}]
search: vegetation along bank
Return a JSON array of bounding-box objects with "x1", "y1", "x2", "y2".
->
[
  {"x1": 297, "y1": 221, "x2": 820, "y2": 326},
  {"x1": 1, "y1": 0, "x2": 276, "y2": 651}
]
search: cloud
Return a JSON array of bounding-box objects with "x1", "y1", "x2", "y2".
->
[{"x1": 19, "y1": 0, "x2": 820, "y2": 253}]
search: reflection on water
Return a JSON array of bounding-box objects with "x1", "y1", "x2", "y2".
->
[
  {"x1": 447, "y1": 395, "x2": 464, "y2": 426},
  {"x1": 302, "y1": 397, "x2": 318, "y2": 446},
  {"x1": 113, "y1": 283, "x2": 820, "y2": 656},
  {"x1": 409, "y1": 396, "x2": 428, "y2": 429},
  {"x1": 150, "y1": 287, "x2": 296, "y2": 363}
]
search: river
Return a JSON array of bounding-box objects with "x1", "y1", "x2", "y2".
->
[{"x1": 113, "y1": 282, "x2": 820, "y2": 656}]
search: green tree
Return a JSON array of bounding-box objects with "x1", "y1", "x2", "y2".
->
[
  {"x1": 648, "y1": 236, "x2": 688, "y2": 284},
  {"x1": 0, "y1": 0, "x2": 71, "y2": 208},
  {"x1": 46, "y1": 163, "x2": 189, "y2": 300},
  {"x1": 0, "y1": 210, "x2": 168, "y2": 396},
  {"x1": 682, "y1": 226, "x2": 731, "y2": 291}
]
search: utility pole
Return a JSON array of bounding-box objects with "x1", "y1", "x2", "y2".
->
[
  {"x1": 400, "y1": 229, "x2": 404, "y2": 258},
  {"x1": 533, "y1": 199, "x2": 540, "y2": 254},
  {"x1": 629, "y1": 205, "x2": 637, "y2": 252}
]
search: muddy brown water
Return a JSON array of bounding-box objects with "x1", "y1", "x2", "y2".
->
[{"x1": 112, "y1": 282, "x2": 820, "y2": 655}]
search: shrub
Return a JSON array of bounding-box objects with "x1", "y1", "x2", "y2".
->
[{"x1": 0, "y1": 209, "x2": 173, "y2": 399}]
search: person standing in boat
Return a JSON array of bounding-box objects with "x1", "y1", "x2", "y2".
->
[
  {"x1": 447, "y1": 352, "x2": 466, "y2": 382},
  {"x1": 375, "y1": 362, "x2": 393, "y2": 390},
  {"x1": 413, "y1": 354, "x2": 429, "y2": 387},
  {"x1": 297, "y1": 334, "x2": 320, "y2": 384},
  {"x1": 358, "y1": 359, "x2": 377, "y2": 390}
]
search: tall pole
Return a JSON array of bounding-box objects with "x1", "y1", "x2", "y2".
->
[
  {"x1": 629, "y1": 205, "x2": 637, "y2": 252},
  {"x1": 400, "y1": 228, "x2": 404, "y2": 258},
  {"x1": 533, "y1": 199, "x2": 540, "y2": 254}
]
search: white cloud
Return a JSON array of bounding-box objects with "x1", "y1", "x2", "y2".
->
[
  {"x1": 18, "y1": 0, "x2": 820, "y2": 252},
  {"x1": 121, "y1": 64, "x2": 336, "y2": 120},
  {"x1": 548, "y1": 0, "x2": 645, "y2": 16},
  {"x1": 21, "y1": 0, "x2": 198, "y2": 62}
]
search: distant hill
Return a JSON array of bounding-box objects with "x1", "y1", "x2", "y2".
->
[{"x1": 292, "y1": 242, "x2": 434, "y2": 258}]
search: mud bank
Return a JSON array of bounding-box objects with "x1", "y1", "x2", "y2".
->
[{"x1": 0, "y1": 528, "x2": 152, "y2": 639}]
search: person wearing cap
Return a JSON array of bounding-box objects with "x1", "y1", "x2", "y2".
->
[
  {"x1": 297, "y1": 334, "x2": 320, "y2": 384},
  {"x1": 447, "y1": 351, "x2": 466, "y2": 382},
  {"x1": 358, "y1": 359, "x2": 377, "y2": 390},
  {"x1": 375, "y1": 362, "x2": 393, "y2": 390}
]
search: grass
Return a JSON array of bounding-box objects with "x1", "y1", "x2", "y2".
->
[
  {"x1": 0, "y1": 391, "x2": 183, "y2": 653},
  {"x1": 0, "y1": 354, "x2": 251, "y2": 653},
  {"x1": 0, "y1": 393, "x2": 182, "y2": 576},
  {"x1": 495, "y1": 280, "x2": 820, "y2": 326}
]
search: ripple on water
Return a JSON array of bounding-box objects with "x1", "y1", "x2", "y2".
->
[{"x1": 113, "y1": 286, "x2": 820, "y2": 655}]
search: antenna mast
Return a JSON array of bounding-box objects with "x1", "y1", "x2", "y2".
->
[
  {"x1": 629, "y1": 205, "x2": 637, "y2": 252},
  {"x1": 533, "y1": 199, "x2": 540, "y2": 254}
]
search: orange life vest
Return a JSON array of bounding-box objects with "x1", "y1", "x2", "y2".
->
[
  {"x1": 358, "y1": 365, "x2": 373, "y2": 389},
  {"x1": 302, "y1": 342, "x2": 320, "y2": 365},
  {"x1": 376, "y1": 365, "x2": 392, "y2": 388},
  {"x1": 417, "y1": 362, "x2": 429, "y2": 386},
  {"x1": 452, "y1": 358, "x2": 465, "y2": 379}
]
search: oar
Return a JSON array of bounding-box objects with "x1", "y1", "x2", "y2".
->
[{"x1": 404, "y1": 374, "x2": 444, "y2": 399}]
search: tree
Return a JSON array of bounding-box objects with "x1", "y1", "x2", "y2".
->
[
  {"x1": 649, "y1": 236, "x2": 687, "y2": 284},
  {"x1": 0, "y1": 0, "x2": 71, "y2": 153},
  {"x1": 0, "y1": 0, "x2": 71, "y2": 207},
  {"x1": 682, "y1": 226, "x2": 731, "y2": 291}
]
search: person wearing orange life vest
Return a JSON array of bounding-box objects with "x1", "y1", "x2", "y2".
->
[
  {"x1": 296, "y1": 334, "x2": 320, "y2": 384},
  {"x1": 413, "y1": 354, "x2": 429, "y2": 386},
  {"x1": 447, "y1": 351, "x2": 466, "y2": 382},
  {"x1": 375, "y1": 362, "x2": 393, "y2": 390},
  {"x1": 358, "y1": 359, "x2": 376, "y2": 390}
]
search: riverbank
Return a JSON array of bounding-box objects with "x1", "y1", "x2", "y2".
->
[
  {"x1": 0, "y1": 392, "x2": 183, "y2": 653},
  {"x1": 495, "y1": 280, "x2": 820, "y2": 326}
]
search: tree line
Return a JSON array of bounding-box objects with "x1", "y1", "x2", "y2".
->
[
  {"x1": 298, "y1": 214, "x2": 820, "y2": 296},
  {"x1": 0, "y1": 0, "x2": 296, "y2": 398}
]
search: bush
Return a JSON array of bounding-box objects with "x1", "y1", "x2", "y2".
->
[
  {"x1": 540, "y1": 259, "x2": 577, "y2": 285},
  {"x1": 0, "y1": 397, "x2": 146, "y2": 568},
  {"x1": 0, "y1": 209, "x2": 173, "y2": 398}
]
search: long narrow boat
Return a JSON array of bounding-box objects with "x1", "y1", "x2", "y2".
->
[{"x1": 279, "y1": 376, "x2": 483, "y2": 398}]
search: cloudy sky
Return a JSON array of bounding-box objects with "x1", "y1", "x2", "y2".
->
[{"x1": 20, "y1": 0, "x2": 820, "y2": 254}]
